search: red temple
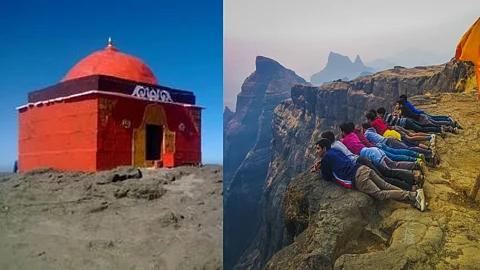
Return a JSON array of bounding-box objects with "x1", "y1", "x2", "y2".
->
[{"x1": 17, "y1": 39, "x2": 202, "y2": 172}]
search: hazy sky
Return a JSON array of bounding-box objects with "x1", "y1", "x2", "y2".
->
[{"x1": 224, "y1": 0, "x2": 480, "y2": 110}]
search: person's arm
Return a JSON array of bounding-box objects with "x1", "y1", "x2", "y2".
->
[
  {"x1": 320, "y1": 156, "x2": 334, "y2": 182},
  {"x1": 310, "y1": 160, "x2": 321, "y2": 172},
  {"x1": 407, "y1": 101, "x2": 425, "y2": 114}
]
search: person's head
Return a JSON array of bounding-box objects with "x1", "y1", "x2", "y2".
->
[
  {"x1": 320, "y1": 131, "x2": 336, "y2": 144},
  {"x1": 368, "y1": 109, "x2": 377, "y2": 118},
  {"x1": 365, "y1": 112, "x2": 376, "y2": 123},
  {"x1": 377, "y1": 107, "x2": 386, "y2": 117},
  {"x1": 339, "y1": 123, "x2": 352, "y2": 137},
  {"x1": 397, "y1": 98, "x2": 406, "y2": 106},
  {"x1": 399, "y1": 94, "x2": 407, "y2": 101},
  {"x1": 315, "y1": 138, "x2": 331, "y2": 157},
  {"x1": 361, "y1": 122, "x2": 371, "y2": 133},
  {"x1": 348, "y1": 122, "x2": 355, "y2": 133}
]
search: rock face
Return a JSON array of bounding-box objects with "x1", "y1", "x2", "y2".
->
[
  {"x1": 265, "y1": 171, "x2": 448, "y2": 270},
  {"x1": 223, "y1": 106, "x2": 233, "y2": 129},
  {"x1": 235, "y1": 58, "x2": 477, "y2": 269},
  {"x1": 223, "y1": 56, "x2": 308, "y2": 269},
  {"x1": 310, "y1": 52, "x2": 375, "y2": 86}
]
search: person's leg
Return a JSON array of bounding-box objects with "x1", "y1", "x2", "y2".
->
[
  {"x1": 404, "y1": 134, "x2": 420, "y2": 141},
  {"x1": 428, "y1": 118, "x2": 453, "y2": 126},
  {"x1": 419, "y1": 114, "x2": 451, "y2": 126},
  {"x1": 357, "y1": 156, "x2": 414, "y2": 190},
  {"x1": 426, "y1": 114, "x2": 452, "y2": 122},
  {"x1": 370, "y1": 159, "x2": 416, "y2": 186},
  {"x1": 386, "y1": 138, "x2": 433, "y2": 158},
  {"x1": 401, "y1": 135, "x2": 420, "y2": 147},
  {"x1": 383, "y1": 157, "x2": 418, "y2": 171},
  {"x1": 405, "y1": 119, "x2": 441, "y2": 133},
  {"x1": 382, "y1": 141, "x2": 420, "y2": 158},
  {"x1": 392, "y1": 126, "x2": 407, "y2": 136},
  {"x1": 354, "y1": 166, "x2": 416, "y2": 201},
  {"x1": 380, "y1": 146, "x2": 418, "y2": 162}
]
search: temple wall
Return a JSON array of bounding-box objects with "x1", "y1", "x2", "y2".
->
[{"x1": 18, "y1": 96, "x2": 98, "y2": 172}]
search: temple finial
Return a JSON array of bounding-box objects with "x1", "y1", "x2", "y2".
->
[{"x1": 107, "y1": 37, "x2": 112, "y2": 47}]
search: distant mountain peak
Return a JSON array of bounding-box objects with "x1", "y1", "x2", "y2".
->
[
  {"x1": 354, "y1": 55, "x2": 363, "y2": 65},
  {"x1": 311, "y1": 52, "x2": 373, "y2": 85},
  {"x1": 255, "y1": 56, "x2": 286, "y2": 73},
  {"x1": 327, "y1": 52, "x2": 352, "y2": 66}
]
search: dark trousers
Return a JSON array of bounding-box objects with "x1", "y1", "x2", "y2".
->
[
  {"x1": 404, "y1": 118, "x2": 441, "y2": 133},
  {"x1": 357, "y1": 156, "x2": 414, "y2": 191},
  {"x1": 385, "y1": 137, "x2": 433, "y2": 158}
]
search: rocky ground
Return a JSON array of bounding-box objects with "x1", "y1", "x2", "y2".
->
[
  {"x1": 0, "y1": 165, "x2": 222, "y2": 270},
  {"x1": 267, "y1": 92, "x2": 480, "y2": 269}
]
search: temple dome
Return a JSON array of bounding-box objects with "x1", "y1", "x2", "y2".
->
[{"x1": 62, "y1": 38, "x2": 158, "y2": 85}]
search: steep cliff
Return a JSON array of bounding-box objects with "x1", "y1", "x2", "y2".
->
[
  {"x1": 236, "y1": 58, "x2": 477, "y2": 269},
  {"x1": 223, "y1": 106, "x2": 233, "y2": 128},
  {"x1": 223, "y1": 56, "x2": 308, "y2": 269}
]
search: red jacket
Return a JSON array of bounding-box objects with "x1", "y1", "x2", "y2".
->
[{"x1": 370, "y1": 118, "x2": 388, "y2": 136}]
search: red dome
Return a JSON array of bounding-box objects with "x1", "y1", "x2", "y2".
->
[{"x1": 62, "y1": 39, "x2": 158, "y2": 85}]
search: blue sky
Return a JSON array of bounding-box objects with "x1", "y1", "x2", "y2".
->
[{"x1": 0, "y1": 0, "x2": 223, "y2": 171}]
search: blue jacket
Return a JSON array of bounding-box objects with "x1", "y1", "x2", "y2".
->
[
  {"x1": 406, "y1": 100, "x2": 425, "y2": 114},
  {"x1": 320, "y1": 148, "x2": 360, "y2": 188},
  {"x1": 364, "y1": 127, "x2": 387, "y2": 145}
]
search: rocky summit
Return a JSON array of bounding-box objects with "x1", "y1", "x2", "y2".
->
[
  {"x1": 310, "y1": 52, "x2": 376, "y2": 86},
  {"x1": 223, "y1": 56, "x2": 309, "y2": 269},
  {"x1": 229, "y1": 57, "x2": 479, "y2": 269}
]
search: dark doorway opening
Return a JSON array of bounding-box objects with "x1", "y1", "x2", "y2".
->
[{"x1": 146, "y1": 124, "x2": 162, "y2": 161}]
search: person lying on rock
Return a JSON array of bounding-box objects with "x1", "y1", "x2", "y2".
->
[
  {"x1": 396, "y1": 99, "x2": 459, "y2": 134},
  {"x1": 399, "y1": 94, "x2": 463, "y2": 130},
  {"x1": 310, "y1": 138, "x2": 426, "y2": 211},
  {"x1": 318, "y1": 131, "x2": 425, "y2": 189},
  {"x1": 377, "y1": 107, "x2": 442, "y2": 147},
  {"x1": 340, "y1": 123, "x2": 410, "y2": 164},
  {"x1": 362, "y1": 121, "x2": 437, "y2": 167},
  {"x1": 351, "y1": 123, "x2": 376, "y2": 147},
  {"x1": 366, "y1": 111, "x2": 431, "y2": 150},
  {"x1": 360, "y1": 121, "x2": 424, "y2": 163}
]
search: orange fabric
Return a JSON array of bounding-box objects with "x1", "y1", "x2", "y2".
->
[{"x1": 455, "y1": 17, "x2": 480, "y2": 100}]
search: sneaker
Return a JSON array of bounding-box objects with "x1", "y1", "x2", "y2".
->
[
  {"x1": 414, "y1": 189, "x2": 426, "y2": 212},
  {"x1": 418, "y1": 154, "x2": 426, "y2": 164},
  {"x1": 429, "y1": 134, "x2": 436, "y2": 147}
]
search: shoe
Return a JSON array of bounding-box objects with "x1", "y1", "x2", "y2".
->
[
  {"x1": 429, "y1": 134, "x2": 436, "y2": 147},
  {"x1": 416, "y1": 174, "x2": 425, "y2": 188},
  {"x1": 456, "y1": 122, "x2": 464, "y2": 130},
  {"x1": 452, "y1": 127, "x2": 459, "y2": 134},
  {"x1": 418, "y1": 154, "x2": 426, "y2": 164},
  {"x1": 414, "y1": 189, "x2": 426, "y2": 212},
  {"x1": 417, "y1": 162, "x2": 427, "y2": 175},
  {"x1": 434, "y1": 149, "x2": 441, "y2": 165},
  {"x1": 440, "y1": 127, "x2": 446, "y2": 139}
]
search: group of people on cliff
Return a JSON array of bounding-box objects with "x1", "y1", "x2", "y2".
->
[{"x1": 311, "y1": 94, "x2": 463, "y2": 212}]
